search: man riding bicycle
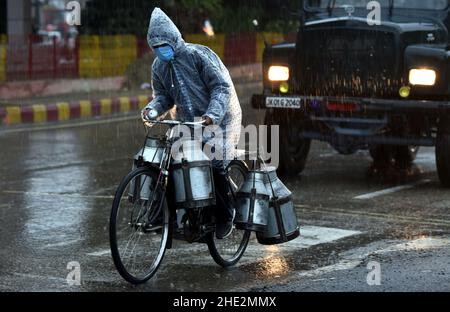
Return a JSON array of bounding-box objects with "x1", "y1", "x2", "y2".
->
[{"x1": 141, "y1": 8, "x2": 243, "y2": 239}]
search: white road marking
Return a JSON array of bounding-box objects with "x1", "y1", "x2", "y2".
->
[
  {"x1": 354, "y1": 179, "x2": 432, "y2": 200},
  {"x1": 373, "y1": 236, "x2": 450, "y2": 254},
  {"x1": 1, "y1": 190, "x2": 114, "y2": 199},
  {"x1": 88, "y1": 226, "x2": 361, "y2": 261},
  {"x1": 297, "y1": 236, "x2": 450, "y2": 279},
  {"x1": 296, "y1": 259, "x2": 362, "y2": 279},
  {"x1": 87, "y1": 249, "x2": 111, "y2": 257},
  {"x1": 289, "y1": 225, "x2": 361, "y2": 247},
  {"x1": 12, "y1": 272, "x2": 67, "y2": 283},
  {"x1": 238, "y1": 226, "x2": 361, "y2": 265},
  {"x1": 318, "y1": 152, "x2": 339, "y2": 158},
  {"x1": 172, "y1": 226, "x2": 361, "y2": 266},
  {"x1": 42, "y1": 239, "x2": 81, "y2": 249}
]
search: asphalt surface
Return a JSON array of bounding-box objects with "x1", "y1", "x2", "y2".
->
[{"x1": 1, "y1": 81, "x2": 449, "y2": 292}]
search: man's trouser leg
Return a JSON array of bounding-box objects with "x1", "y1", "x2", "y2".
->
[{"x1": 212, "y1": 165, "x2": 234, "y2": 223}]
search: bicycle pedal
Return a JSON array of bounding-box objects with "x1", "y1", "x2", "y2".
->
[{"x1": 142, "y1": 224, "x2": 163, "y2": 233}]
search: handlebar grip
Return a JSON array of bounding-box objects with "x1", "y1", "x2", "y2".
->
[{"x1": 148, "y1": 109, "x2": 158, "y2": 119}]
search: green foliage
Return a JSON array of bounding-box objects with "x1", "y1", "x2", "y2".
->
[
  {"x1": 79, "y1": 0, "x2": 301, "y2": 35},
  {"x1": 214, "y1": 3, "x2": 264, "y2": 33},
  {"x1": 264, "y1": 19, "x2": 300, "y2": 33},
  {"x1": 177, "y1": 0, "x2": 222, "y2": 12}
]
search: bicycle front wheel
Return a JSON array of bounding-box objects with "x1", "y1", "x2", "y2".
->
[
  {"x1": 110, "y1": 167, "x2": 169, "y2": 284},
  {"x1": 208, "y1": 160, "x2": 251, "y2": 267}
]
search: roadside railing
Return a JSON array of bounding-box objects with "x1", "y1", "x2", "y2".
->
[{"x1": 0, "y1": 32, "x2": 295, "y2": 82}]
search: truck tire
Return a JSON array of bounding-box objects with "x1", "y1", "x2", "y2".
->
[
  {"x1": 436, "y1": 120, "x2": 450, "y2": 187},
  {"x1": 265, "y1": 111, "x2": 311, "y2": 177}
]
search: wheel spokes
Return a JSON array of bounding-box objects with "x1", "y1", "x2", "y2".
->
[{"x1": 112, "y1": 169, "x2": 168, "y2": 282}]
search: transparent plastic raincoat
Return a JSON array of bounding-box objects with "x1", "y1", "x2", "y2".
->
[{"x1": 144, "y1": 8, "x2": 242, "y2": 170}]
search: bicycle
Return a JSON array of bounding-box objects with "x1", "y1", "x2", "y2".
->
[{"x1": 109, "y1": 119, "x2": 251, "y2": 284}]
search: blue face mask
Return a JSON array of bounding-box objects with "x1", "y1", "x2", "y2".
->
[{"x1": 154, "y1": 45, "x2": 174, "y2": 62}]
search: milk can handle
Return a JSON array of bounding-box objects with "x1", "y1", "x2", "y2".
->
[{"x1": 258, "y1": 154, "x2": 288, "y2": 242}]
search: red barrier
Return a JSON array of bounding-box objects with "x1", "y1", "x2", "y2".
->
[
  {"x1": 6, "y1": 35, "x2": 78, "y2": 81},
  {"x1": 224, "y1": 33, "x2": 256, "y2": 66},
  {"x1": 284, "y1": 33, "x2": 297, "y2": 43},
  {"x1": 20, "y1": 106, "x2": 33, "y2": 123},
  {"x1": 2, "y1": 33, "x2": 280, "y2": 83},
  {"x1": 69, "y1": 101, "x2": 81, "y2": 119},
  {"x1": 47, "y1": 104, "x2": 58, "y2": 122},
  {"x1": 6, "y1": 37, "x2": 29, "y2": 81},
  {"x1": 130, "y1": 97, "x2": 139, "y2": 111},
  {"x1": 91, "y1": 100, "x2": 101, "y2": 117},
  {"x1": 137, "y1": 37, "x2": 151, "y2": 58},
  {"x1": 111, "y1": 98, "x2": 120, "y2": 113},
  {"x1": 0, "y1": 107, "x2": 6, "y2": 123}
]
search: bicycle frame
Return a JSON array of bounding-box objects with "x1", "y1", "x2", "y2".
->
[{"x1": 142, "y1": 119, "x2": 216, "y2": 247}]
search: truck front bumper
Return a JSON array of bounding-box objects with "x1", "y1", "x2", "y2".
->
[
  {"x1": 252, "y1": 94, "x2": 450, "y2": 148},
  {"x1": 251, "y1": 94, "x2": 450, "y2": 112}
]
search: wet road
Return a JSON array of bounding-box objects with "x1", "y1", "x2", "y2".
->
[{"x1": 1, "y1": 84, "x2": 450, "y2": 292}]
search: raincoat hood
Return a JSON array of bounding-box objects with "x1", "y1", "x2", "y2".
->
[{"x1": 147, "y1": 8, "x2": 185, "y2": 53}]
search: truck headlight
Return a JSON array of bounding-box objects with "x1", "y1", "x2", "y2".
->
[
  {"x1": 268, "y1": 66, "x2": 289, "y2": 82},
  {"x1": 409, "y1": 69, "x2": 436, "y2": 86}
]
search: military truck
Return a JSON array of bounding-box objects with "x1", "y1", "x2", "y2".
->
[{"x1": 252, "y1": 0, "x2": 450, "y2": 187}]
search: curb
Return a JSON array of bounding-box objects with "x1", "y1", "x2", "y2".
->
[{"x1": 0, "y1": 95, "x2": 151, "y2": 126}]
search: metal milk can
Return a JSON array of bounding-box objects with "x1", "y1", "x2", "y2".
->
[
  {"x1": 256, "y1": 166, "x2": 300, "y2": 245},
  {"x1": 128, "y1": 137, "x2": 165, "y2": 201},
  {"x1": 136, "y1": 137, "x2": 165, "y2": 165},
  {"x1": 170, "y1": 140, "x2": 216, "y2": 209},
  {"x1": 235, "y1": 170, "x2": 270, "y2": 232}
]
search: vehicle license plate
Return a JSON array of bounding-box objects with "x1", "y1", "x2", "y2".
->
[{"x1": 266, "y1": 97, "x2": 302, "y2": 109}]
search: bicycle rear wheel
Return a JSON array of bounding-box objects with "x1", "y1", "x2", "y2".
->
[
  {"x1": 110, "y1": 167, "x2": 169, "y2": 284},
  {"x1": 208, "y1": 160, "x2": 251, "y2": 267}
]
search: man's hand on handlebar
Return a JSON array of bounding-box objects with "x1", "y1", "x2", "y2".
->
[
  {"x1": 141, "y1": 108, "x2": 158, "y2": 127},
  {"x1": 202, "y1": 115, "x2": 213, "y2": 126},
  {"x1": 141, "y1": 109, "x2": 209, "y2": 128}
]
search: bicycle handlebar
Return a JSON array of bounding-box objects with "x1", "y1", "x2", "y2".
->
[{"x1": 143, "y1": 119, "x2": 206, "y2": 127}]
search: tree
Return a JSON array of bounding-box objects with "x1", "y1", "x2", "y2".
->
[{"x1": 79, "y1": 0, "x2": 300, "y2": 35}]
